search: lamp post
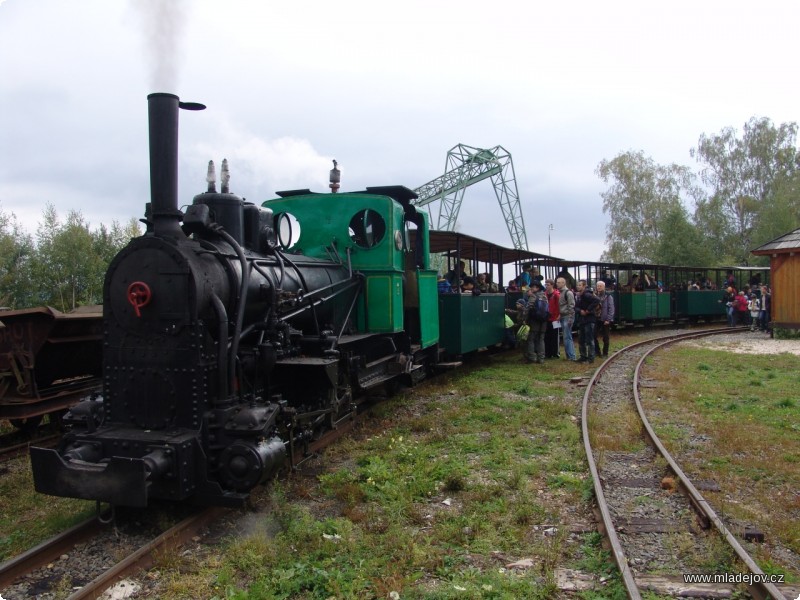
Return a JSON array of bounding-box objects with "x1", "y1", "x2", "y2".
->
[{"x1": 548, "y1": 224, "x2": 554, "y2": 255}]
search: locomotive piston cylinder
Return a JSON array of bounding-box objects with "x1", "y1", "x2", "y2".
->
[{"x1": 219, "y1": 438, "x2": 286, "y2": 491}]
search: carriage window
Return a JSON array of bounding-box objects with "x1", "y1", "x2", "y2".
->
[
  {"x1": 348, "y1": 209, "x2": 385, "y2": 249},
  {"x1": 275, "y1": 212, "x2": 301, "y2": 249}
]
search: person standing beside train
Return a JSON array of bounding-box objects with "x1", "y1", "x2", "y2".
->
[
  {"x1": 593, "y1": 280, "x2": 615, "y2": 358},
  {"x1": 523, "y1": 281, "x2": 548, "y2": 364},
  {"x1": 748, "y1": 293, "x2": 761, "y2": 331},
  {"x1": 557, "y1": 267, "x2": 576, "y2": 291},
  {"x1": 720, "y1": 285, "x2": 736, "y2": 327},
  {"x1": 556, "y1": 277, "x2": 576, "y2": 361},
  {"x1": 544, "y1": 279, "x2": 561, "y2": 358},
  {"x1": 733, "y1": 290, "x2": 749, "y2": 326},
  {"x1": 759, "y1": 285, "x2": 771, "y2": 332},
  {"x1": 575, "y1": 280, "x2": 601, "y2": 363}
]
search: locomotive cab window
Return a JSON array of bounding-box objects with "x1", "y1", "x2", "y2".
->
[
  {"x1": 348, "y1": 209, "x2": 385, "y2": 249},
  {"x1": 275, "y1": 212, "x2": 301, "y2": 250}
]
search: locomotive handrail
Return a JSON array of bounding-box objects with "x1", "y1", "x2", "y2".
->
[
  {"x1": 335, "y1": 272, "x2": 364, "y2": 347},
  {"x1": 294, "y1": 271, "x2": 358, "y2": 305},
  {"x1": 325, "y1": 239, "x2": 343, "y2": 266},
  {"x1": 274, "y1": 248, "x2": 322, "y2": 335},
  {"x1": 251, "y1": 262, "x2": 279, "y2": 308},
  {"x1": 215, "y1": 226, "x2": 251, "y2": 394},
  {"x1": 277, "y1": 277, "x2": 363, "y2": 325},
  {"x1": 210, "y1": 293, "x2": 229, "y2": 400},
  {"x1": 270, "y1": 246, "x2": 286, "y2": 289}
]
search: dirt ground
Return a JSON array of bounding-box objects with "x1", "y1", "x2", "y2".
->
[{"x1": 683, "y1": 330, "x2": 800, "y2": 356}]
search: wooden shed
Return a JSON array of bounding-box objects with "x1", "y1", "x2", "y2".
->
[{"x1": 752, "y1": 228, "x2": 800, "y2": 329}]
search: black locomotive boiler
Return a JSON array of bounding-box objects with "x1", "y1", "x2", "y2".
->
[{"x1": 30, "y1": 93, "x2": 440, "y2": 507}]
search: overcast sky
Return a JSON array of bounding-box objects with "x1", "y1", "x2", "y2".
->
[{"x1": 1, "y1": 0, "x2": 799, "y2": 261}]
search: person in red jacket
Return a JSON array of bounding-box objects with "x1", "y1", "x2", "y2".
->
[
  {"x1": 544, "y1": 279, "x2": 561, "y2": 358},
  {"x1": 733, "y1": 290, "x2": 749, "y2": 326}
]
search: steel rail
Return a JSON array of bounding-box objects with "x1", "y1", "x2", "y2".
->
[
  {"x1": 0, "y1": 433, "x2": 59, "y2": 463},
  {"x1": 632, "y1": 333, "x2": 786, "y2": 600},
  {"x1": 581, "y1": 327, "x2": 761, "y2": 600},
  {"x1": 65, "y1": 507, "x2": 227, "y2": 600},
  {"x1": 0, "y1": 516, "x2": 101, "y2": 589}
]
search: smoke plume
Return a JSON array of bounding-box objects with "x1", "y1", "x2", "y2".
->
[{"x1": 130, "y1": 0, "x2": 187, "y2": 91}]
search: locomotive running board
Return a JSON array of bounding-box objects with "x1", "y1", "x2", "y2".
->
[{"x1": 29, "y1": 447, "x2": 149, "y2": 507}]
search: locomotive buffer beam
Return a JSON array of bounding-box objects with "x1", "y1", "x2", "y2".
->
[{"x1": 30, "y1": 446, "x2": 153, "y2": 507}]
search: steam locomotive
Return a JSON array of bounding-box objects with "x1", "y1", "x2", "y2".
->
[{"x1": 30, "y1": 94, "x2": 441, "y2": 507}]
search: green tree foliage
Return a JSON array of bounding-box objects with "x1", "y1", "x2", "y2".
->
[
  {"x1": 596, "y1": 151, "x2": 701, "y2": 263},
  {"x1": 691, "y1": 117, "x2": 799, "y2": 263},
  {"x1": 24, "y1": 205, "x2": 140, "y2": 311},
  {"x1": 0, "y1": 207, "x2": 35, "y2": 308},
  {"x1": 654, "y1": 206, "x2": 714, "y2": 266},
  {"x1": 31, "y1": 206, "x2": 98, "y2": 310},
  {"x1": 599, "y1": 118, "x2": 800, "y2": 266},
  {"x1": 750, "y1": 167, "x2": 800, "y2": 264}
]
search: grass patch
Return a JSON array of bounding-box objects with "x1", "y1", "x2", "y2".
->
[
  {"x1": 641, "y1": 345, "x2": 800, "y2": 578},
  {"x1": 0, "y1": 455, "x2": 93, "y2": 560},
  {"x1": 11, "y1": 330, "x2": 786, "y2": 596},
  {"x1": 147, "y1": 349, "x2": 599, "y2": 598}
]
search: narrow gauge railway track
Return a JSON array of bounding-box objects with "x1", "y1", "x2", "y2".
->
[
  {"x1": 0, "y1": 432, "x2": 59, "y2": 466},
  {"x1": 0, "y1": 390, "x2": 385, "y2": 599},
  {"x1": 582, "y1": 328, "x2": 788, "y2": 600},
  {"x1": 0, "y1": 507, "x2": 226, "y2": 600}
]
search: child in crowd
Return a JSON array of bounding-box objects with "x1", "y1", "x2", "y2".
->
[{"x1": 748, "y1": 293, "x2": 761, "y2": 331}]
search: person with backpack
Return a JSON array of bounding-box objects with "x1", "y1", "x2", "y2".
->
[
  {"x1": 556, "y1": 276, "x2": 576, "y2": 361},
  {"x1": 523, "y1": 280, "x2": 549, "y2": 364},
  {"x1": 575, "y1": 279, "x2": 601, "y2": 364},
  {"x1": 593, "y1": 280, "x2": 615, "y2": 358}
]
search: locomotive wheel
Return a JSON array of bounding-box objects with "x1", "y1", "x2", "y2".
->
[{"x1": 9, "y1": 415, "x2": 43, "y2": 434}]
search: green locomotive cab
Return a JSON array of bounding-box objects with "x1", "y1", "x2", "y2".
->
[{"x1": 263, "y1": 186, "x2": 439, "y2": 349}]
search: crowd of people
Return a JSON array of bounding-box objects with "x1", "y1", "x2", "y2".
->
[
  {"x1": 437, "y1": 261, "x2": 771, "y2": 368},
  {"x1": 719, "y1": 279, "x2": 771, "y2": 331},
  {"x1": 502, "y1": 273, "x2": 615, "y2": 365}
]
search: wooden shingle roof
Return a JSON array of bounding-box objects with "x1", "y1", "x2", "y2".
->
[{"x1": 751, "y1": 228, "x2": 800, "y2": 254}]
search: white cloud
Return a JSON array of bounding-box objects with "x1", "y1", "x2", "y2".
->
[
  {"x1": 1, "y1": 0, "x2": 799, "y2": 258},
  {"x1": 184, "y1": 115, "x2": 333, "y2": 202}
]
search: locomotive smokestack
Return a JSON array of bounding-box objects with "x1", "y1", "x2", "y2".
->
[{"x1": 147, "y1": 93, "x2": 205, "y2": 236}]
